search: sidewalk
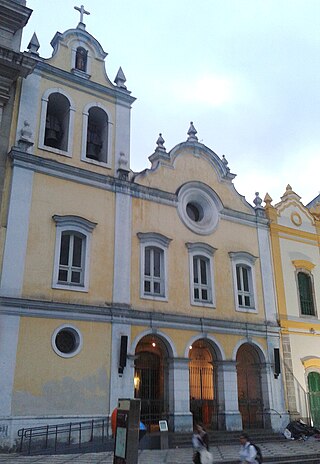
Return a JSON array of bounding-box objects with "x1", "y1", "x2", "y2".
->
[{"x1": 1, "y1": 438, "x2": 320, "y2": 463}]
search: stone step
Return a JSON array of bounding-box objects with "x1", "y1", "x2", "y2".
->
[{"x1": 171, "y1": 429, "x2": 286, "y2": 447}]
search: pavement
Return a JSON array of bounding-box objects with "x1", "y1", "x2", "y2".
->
[{"x1": 1, "y1": 439, "x2": 320, "y2": 463}]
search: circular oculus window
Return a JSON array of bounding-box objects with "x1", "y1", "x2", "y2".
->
[
  {"x1": 177, "y1": 184, "x2": 220, "y2": 235},
  {"x1": 291, "y1": 212, "x2": 302, "y2": 227},
  {"x1": 52, "y1": 325, "x2": 82, "y2": 358}
]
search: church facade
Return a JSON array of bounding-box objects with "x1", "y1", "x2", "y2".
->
[
  {"x1": 265, "y1": 187, "x2": 320, "y2": 429},
  {"x1": 0, "y1": 3, "x2": 289, "y2": 449}
]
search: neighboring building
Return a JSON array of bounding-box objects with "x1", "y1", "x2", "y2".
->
[
  {"x1": 265, "y1": 186, "x2": 320, "y2": 428},
  {"x1": 0, "y1": 6, "x2": 288, "y2": 449},
  {"x1": 0, "y1": 0, "x2": 34, "y2": 202}
]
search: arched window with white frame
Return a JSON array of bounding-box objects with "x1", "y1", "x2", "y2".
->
[
  {"x1": 52, "y1": 215, "x2": 97, "y2": 292},
  {"x1": 186, "y1": 242, "x2": 216, "y2": 307},
  {"x1": 229, "y1": 251, "x2": 258, "y2": 312},
  {"x1": 137, "y1": 232, "x2": 171, "y2": 300}
]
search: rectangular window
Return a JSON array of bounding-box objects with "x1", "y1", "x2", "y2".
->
[
  {"x1": 143, "y1": 246, "x2": 164, "y2": 296},
  {"x1": 193, "y1": 256, "x2": 211, "y2": 303},
  {"x1": 236, "y1": 265, "x2": 253, "y2": 308},
  {"x1": 58, "y1": 232, "x2": 85, "y2": 286}
]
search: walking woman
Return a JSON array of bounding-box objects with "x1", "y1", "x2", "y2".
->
[{"x1": 192, "y1": 424, "x2": 210, "y2": 464}]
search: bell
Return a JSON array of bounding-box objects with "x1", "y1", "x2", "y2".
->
[{"x1": 45, "y1": 129, "x2": 58, "y2": 148}]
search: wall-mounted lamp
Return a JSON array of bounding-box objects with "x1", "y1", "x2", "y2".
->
[{"x1": 134, "y1": 375, "x2": 140, "y2": 390}]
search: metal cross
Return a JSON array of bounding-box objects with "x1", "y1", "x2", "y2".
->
[{"x1": 74, "y1": 4, "x2": 90, "y2": 23}]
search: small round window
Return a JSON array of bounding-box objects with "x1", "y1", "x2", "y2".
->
[
  {"x1": 177, "y1": 183, "x2": 220, "y2": 235},
  {"x1": 186, "y1": 202, "x2": 204, "y2": 222},
  {"x1": 52, "y1": 325, "x2": 82, "y2": 358}
]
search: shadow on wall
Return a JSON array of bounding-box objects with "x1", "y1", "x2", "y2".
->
[{"x1": 12, "y1": 368, "x2": 108, "y2": 415}]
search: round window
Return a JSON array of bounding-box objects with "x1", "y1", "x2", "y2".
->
[
  {"x1": 177, "y1": 183, "x2": 220, "y2": 235},
  {"x1": 56, "y1": 329, "x2": 76, "y2": 353},
  {"x1": 52, "y1": 325, "x2": 82, "y2": 358},
  {"x1": 186, "y1": 202, "x2": 204, "y2": 222}
]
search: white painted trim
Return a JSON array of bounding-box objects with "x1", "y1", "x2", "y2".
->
[
  {"x1": 81, "y1": 102, "x2": 113, "y2": 168},
  {"x1": 0, "y1": 315, "x2": 20, "y2": 416},
  {"x1": 0, "y1": 167, "x2": 34, "y2": 297},
  {"x1": 113, "y1": 193, "x2": 132, "y2": 304},
  {"x1": 186, "y1": 242, "x2": 216, "y2": 307},
  {"x1": 38, "y1": 88, "x2": 75, "y2": 158},
  {"x1": 114, "y1": 102, "x2": 131, "y2": 172},
  {"x1": 130, "y1": 329, "x2": 177, "y2": 358},
  {"x1": 51, "y1": 324, "x2": 83, "y2": 358},
  {"x1": 70, "y1": 40, "x2": 92, "y2": 75},
  {"x1": 229, "y1": 251, "x2": 258, "y2": 313},
  {"x1": 109, "y1": 324, "x2": 133, "y2": 413},
  {"x1": 256, "y1": 226, "x2": 278, "y2": 322},
  {"x1": 138, "y1": 233, "x2": 171, "y2": 300},
  {"x1": 231, "y1": 338, "x2": 267, "y2": 362},
  {"x1": 177, "y1": 182, "x2": 222, "y2": 235},
  {"x1": 52, "y1": 216, "x2": 96, "y2": 292},
  {"x1": 184, "y1": 334, "x2": 226, "y2": 360}
]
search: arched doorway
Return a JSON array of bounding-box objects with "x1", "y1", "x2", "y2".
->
[
  {"x1": 189, "y1": 339, "x2": 217, "y2": 429},
  {"x1": 237, "y1": 343, "x2": 263, "y2": 429},
  {"x1": 134, "y1": 334, "x2": 169, "y2": 429},
  {"x1": 308, "y1": 371, "x2": 320, "y2": 428}
]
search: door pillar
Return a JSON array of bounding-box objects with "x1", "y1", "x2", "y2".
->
[
  {"x1": 216, "y1": 361, "x2": 242, "y2": 430},
  {"x1": 168, "y1": 357, "x2": 193, "y2": 432}
]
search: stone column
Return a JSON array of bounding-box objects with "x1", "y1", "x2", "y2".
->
[
  {"x1": 167, "y1": 358, "x2": 193, "y2": 432},
  {"x1": 216, "y1": 361, "x2": 242, "y2": 431},
  {"x1": 282, "y1": 333, "x2": 299, "y2": 420}
]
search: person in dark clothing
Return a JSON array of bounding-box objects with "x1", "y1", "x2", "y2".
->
[{"x1": 192, "y1": 423, "x2": 209, "y2": 463}]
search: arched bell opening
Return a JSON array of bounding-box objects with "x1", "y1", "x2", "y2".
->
[
  {"x1": 236, "y1": 343, "x2": 263, "y2": 429},
  {"x1": 189, "y1": 339, "x2": 218, "y2": 429},
  {"x1": 134, "y1": 334, "x2": 169, "y2": 430},
  {"x1": 44, "y1": 92, "x2": 70, "y2": 151}
]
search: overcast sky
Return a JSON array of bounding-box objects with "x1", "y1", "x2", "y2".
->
[{"x1": 21, "y1": 0, "x2": 320, "y2": 206}]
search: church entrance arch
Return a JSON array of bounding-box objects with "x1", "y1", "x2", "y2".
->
[
  {"x1": 236, "y1": 343, "x2": 263, "y2": 429},
  {"x1": 189, "y1": 339, "x2": 218, "y2": 429},
  {"x1": 134, "y1": 334, "x2": 169, "y2": 429},
  {"x1": 308, "y1": 371, "x2": 320, "y2": 428}
]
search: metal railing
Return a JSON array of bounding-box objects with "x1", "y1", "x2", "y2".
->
[{"x1": 17, "y1": 418, "x2": 111, "y2": 455}]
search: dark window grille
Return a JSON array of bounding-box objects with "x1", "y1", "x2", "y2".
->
[{"x1": 298, "y1": 272, "x2": 315, "y2": 316}]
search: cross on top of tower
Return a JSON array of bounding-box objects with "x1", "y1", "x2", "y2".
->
[{"x1": 74, "y1": 4, "x2": 90, "y2": 24}]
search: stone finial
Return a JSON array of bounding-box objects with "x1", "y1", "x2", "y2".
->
[
  {"x1": 156, "y1": 133, "x2": 166, "y2": 152},
  {"x1": 264, "y1": 193, "x2": 273, "y2": 206},
  {"x1": 222, "y1": 154, "x2": 230, "y2": 172},
  {"x1": 253, "y1": 192, "x2": 266, "y2": 217},
  {"x1": 114, "y1": 67, "x2": 127, "y2": 89},
  {"x1": 280, "y1": 184, "x2": 301, "y2": 201},
  {"x1": 187, "y1": 122, "x2": 198, "y2": 142},
  {"x1": 253, "y1": 192, "x2": 262, "y2": 208},
  {"x1": 27, "y1": 33, "x2": 40, "y2": 55}
]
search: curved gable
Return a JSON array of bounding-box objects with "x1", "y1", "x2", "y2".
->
[{"x1": 44, "y1": 27, "x2": 114, "y2": 87}]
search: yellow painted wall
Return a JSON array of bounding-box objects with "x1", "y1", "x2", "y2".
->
[
  {"x1": 32, "y1": 75, "x2": 117, "y2": 177},
  {"x1": 130, "y1": 326, "x2": 267, "y2": 361},
  {"x1": 131, "y1": 194, "x2": 265, "y2": 322},
  {"x1": 22, "y1": 172, "x2": 115, "y2": 304},
  {"x1": 279, "y1": 235, "x2": 320, "y2": 319},
  {"x1": 136, "y1": 150, "x2": 251, "y2": 213},
  {"x1": 13, "y1": 317, "x2": 111, "y2": 415},
  {"x1": 45, "y1": 32, "x2": 114, "y2": 87}
]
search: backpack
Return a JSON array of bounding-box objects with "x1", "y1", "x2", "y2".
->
[{"x1": 251, "y1": 443, "x2": 263, "y2": 464}]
